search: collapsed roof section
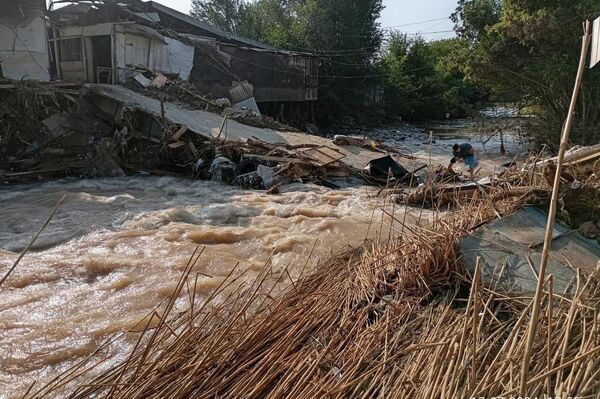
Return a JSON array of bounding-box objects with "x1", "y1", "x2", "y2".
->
[{"x1": 47, "y1": 0, "x2": 310, "y2": 54}]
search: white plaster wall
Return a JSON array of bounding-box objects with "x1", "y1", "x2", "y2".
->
[
  {"x1": 114, "y1": 30, "x2": 152, "y2": 82},
  {"x1": 0, "y1": 5, "x2": 50, "y2": 81}
]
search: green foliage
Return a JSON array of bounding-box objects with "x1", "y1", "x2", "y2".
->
[
  {"x1": 190, "y1": 0, "x2": 244, "y2": 33},
  {"x1": 454, "y1": 0, "x2": 600, "y2": 147},
  {"x1": 235, "y1": 0, "x2": 385, "y2": 124},
  {"x1": 379, "y1": 34, "x2": 487, "y2": 121}
]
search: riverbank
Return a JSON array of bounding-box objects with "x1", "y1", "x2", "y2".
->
[{"x1": 0, "y1": 91, "x2": 537, "y2": 397}]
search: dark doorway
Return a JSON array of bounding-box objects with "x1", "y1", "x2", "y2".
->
[{"x1": 91, "y1": 35, "x2": 112, "y2": 83}]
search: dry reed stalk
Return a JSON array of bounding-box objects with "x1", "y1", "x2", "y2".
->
[{"x1": 26, "y1": 188, "x2": 600, "y2": 399}]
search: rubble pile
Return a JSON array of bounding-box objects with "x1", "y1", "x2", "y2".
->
[
  {"x1": 1, "y1": 81, "x2": 422, "y2": 191},
  {"x1": 394, "y1": 143, "x2": 600, "y2": 246},
  {"x1": 126, "y1": 71, "x2": 302, "y2": 133},
  {"x1": 0, "y1": 82, "x2": 122, "y2": 181}
]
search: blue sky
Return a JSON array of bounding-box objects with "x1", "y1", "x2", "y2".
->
[
  {"x1": 151, "y1": 0, "x2": 458, "y2": 40},
  {"x1": 380, "y1": 0, "x2": 457, "y2": 40}
]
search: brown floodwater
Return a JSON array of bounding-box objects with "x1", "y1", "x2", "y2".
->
[{"x1": 0, "y1": 177, "x2": 411, "y2": 397}]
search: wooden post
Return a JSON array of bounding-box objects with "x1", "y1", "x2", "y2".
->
[
  {"x1": 216, "y1": 115, "x2": 228, "y2": 140},
  {"x1": 519, "y1": 20, "x2": 592, "y2": 395},
  {"x1": 160, "y1": 94, "x2": 166, "y2": 127}
]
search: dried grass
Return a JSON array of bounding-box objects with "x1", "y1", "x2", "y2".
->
[{"x1": 26, "y1": 185, "x2": 600, "y2": 399}]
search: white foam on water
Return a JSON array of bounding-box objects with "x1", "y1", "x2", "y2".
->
[{"x1": 0, "y1": 176, "x2": 386, "y2": 397}]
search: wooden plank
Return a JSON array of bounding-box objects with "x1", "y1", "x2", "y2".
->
[
  {"x1": 298, "y1": 146, "x2": 346, "y2": 166},
  {"x1": 189, "y1": 142, "x2": 200, "y2": 158},
  {"x1": 168, "y1": 141, "x2": 186, "y2": 149},
  {"x1": 171, "y1": 126, "x2": 188, "y2": 141},
  {"x1": 242, "y1": 154, "x2": 308, "y2": 165}
]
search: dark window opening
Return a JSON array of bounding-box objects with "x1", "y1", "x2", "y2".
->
[{"x1": 59, "y1": 38, "x2": 83, "y2": 62}]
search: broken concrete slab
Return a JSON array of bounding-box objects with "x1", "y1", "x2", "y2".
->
[
  {"x1": 460, "y1": 206, "x2": 600, "y2": 294},
  {"x1": 132, "y1": 73, "x2": 152, "y2": 88}
]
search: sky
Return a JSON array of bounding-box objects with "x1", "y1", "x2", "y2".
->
[{"x1": 152, "y1": 0, "x2": 458, "y2": 41}]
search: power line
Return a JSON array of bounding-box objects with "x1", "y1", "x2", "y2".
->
[{"x1": 382, "y1": 17, "x2": 449, "y2": 30}]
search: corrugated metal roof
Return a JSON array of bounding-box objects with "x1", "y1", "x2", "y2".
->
[{"x1": 460, "y1": 207, "x2": 600, "y2": 294}]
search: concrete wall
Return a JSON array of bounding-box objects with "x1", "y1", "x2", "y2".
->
[{"x1": 0, "y1": 2, "x2": 50, "y2": 81}]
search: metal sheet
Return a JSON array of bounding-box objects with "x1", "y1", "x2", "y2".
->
[
  {"x1": 233, "y1": 97, "x2": 261, "y2": 114},
  {"x1": 230, "y1": 81, "x2": 254, "y2": 103},
  {"x1": 486, "y1": 206, "x2": 568, "y2": 247},
  {"x1": 459, "y1": 207, "x2": 600, "y2": 294}
]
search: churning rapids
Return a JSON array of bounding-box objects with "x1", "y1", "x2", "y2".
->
[{"x1": 0, "y1": 177, "x2": 404, "y2": 397}]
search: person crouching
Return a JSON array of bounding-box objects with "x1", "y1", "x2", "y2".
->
[{"x1": 448, "y1": 143, "x2": 479, "y2": 180}]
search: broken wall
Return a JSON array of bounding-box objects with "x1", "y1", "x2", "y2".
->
[
  {"x1": 0, "y1": 0, "x2": 50, "y2": 81},
  {"x1": 55, "y1": 23, "x2": 194, "y2": 83},
  {"x1": 113, "y1": 24, "x2": 195, "y2": 82},
  {"x1": 149, "y1": 37, "x2": 194, "y2": 80}
]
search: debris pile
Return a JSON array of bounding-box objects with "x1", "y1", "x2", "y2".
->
[
  {"x1": 126, "y1": 70, "x2": 300, "y2": 133},
  {"x1": 0, "y1": 82, "x2": 123, "y2": 181},
  {"x1": 398, "y1": 143, "x2": 600, "y2": 220},
  {"x1": 2, "y1": 81, "x2": 423, "y2": 191}
]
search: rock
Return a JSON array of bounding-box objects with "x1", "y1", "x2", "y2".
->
[{"x1": 579, "y1": 221, "x2": 598, "y2": 239}]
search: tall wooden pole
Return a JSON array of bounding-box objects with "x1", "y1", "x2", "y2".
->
[{"x1": 519, "y1": 20, "x2": 592, "y2": 395}]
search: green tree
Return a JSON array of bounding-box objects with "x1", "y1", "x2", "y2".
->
[
  {"x1": 191, "y1": 0, "x2": 244, "y2": 33},
  {"x1": 236, "y1": 0, "x2": 296, "y2": 48},
  {"x1": 292, "y1": 0, "x2": 385, "y2": 123},
  {"x1": 236, "y1": 0, "x2": 384, "y2": 123},
  {"x1": 454, "y1": 0, "x2": 600, "y2": 147},
  {"x1": 380, "y1": 33, "x2": 486, "y2": 121}
]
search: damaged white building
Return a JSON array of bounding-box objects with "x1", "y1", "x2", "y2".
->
[
  {"x1": 48, "y1": 2, "x2": 195, "y2": 83},
  {"x1": 0, "y1": 0, "x2": 319, "y2": 124},
  {"x1": 0, "y1": 0, "x2": 51, "y2": 81}
]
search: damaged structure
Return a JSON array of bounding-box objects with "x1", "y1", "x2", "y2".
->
[
  {"x1": 0, "y1": 0, "x2": 329, "y2": 186},
  {"x1": 0, "y1": 0, "x2": 319, "y2": 124},
  {"x1": 0, "y1": 0, "x2": 51, "y2": 81}
]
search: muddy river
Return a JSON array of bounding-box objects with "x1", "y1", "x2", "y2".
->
[
  {"x1": 0, "y1": 109, "x2": 526, "y2": 397},
  {"x1": 0, "y1": 177, "x2": 404, "y2": 397}
]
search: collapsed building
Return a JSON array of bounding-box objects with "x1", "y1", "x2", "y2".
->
[
  {"x1": 0, "y1": 0, "x2": 335, "y2": 185},
  {"x1": 0, "y1": 0, "x2": 319, "y2": 124}
]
